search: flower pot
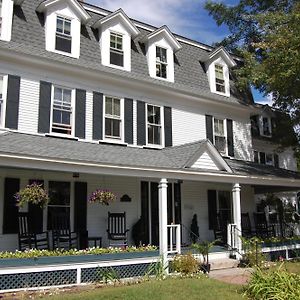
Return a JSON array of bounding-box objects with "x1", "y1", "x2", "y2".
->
[{"x1": 200, "y1": 263, "x2": 211, "y2": 274}]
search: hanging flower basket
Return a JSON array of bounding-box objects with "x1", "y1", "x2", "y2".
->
[
  {"x1": 15, "y1": 183, "x2": 49, "y2": 208},
  {"x1": 88, "y1": 189, "x2": 116, "y2": 205}
]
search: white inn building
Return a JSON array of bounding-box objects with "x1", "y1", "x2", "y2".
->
[{"x1": 0, "y1": 0, "x2": 299, "y2": 258}]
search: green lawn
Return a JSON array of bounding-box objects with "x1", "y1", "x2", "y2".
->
[
  {"x1": 270, "y1": 260, "x2": 300, "y2": 274},
  {"x1": 42, "y1": 277, "x2": 243, "y2": 300}
]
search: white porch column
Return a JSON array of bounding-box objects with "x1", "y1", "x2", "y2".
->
[
  {"x1": 158, "y1": 178, "x2": 168, "y2": 271},
  {"x1": 232, "y1": 183, "x2": 242, "y2": 254}
]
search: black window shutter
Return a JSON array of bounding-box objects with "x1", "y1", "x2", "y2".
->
[
  {"x1": 5, "y1": 75, "x2": 21, "y2": 130},
  {"x1": 274, "y1": 154, "x2": 279, "y2": 168},
  {"x1": 74, "y1": 181, "x2": 88, "y2": 249},
  {"x1": 3, "y1": 178, "x2": 20, "y2": 234},
  {"x1": 92, "y1": 92, "x2": 103, "y2": 140},
  {"x1": 38, "y1": 81, "x2": 52, "y2": 134},
  {"x1": 140, "y1": 181, "x2": 149, "y2": 245},
  {"x1": 28, "y1": 179, "x2": 44, "y2": 233},
  {"x1": 207, "y1": 189, "x2": 217, "y2": 230},
  {"x1": 124, "y1": 98, "x2": 133, "y2": 144},
  {"x1": 164, "y1": 106, "x2": 173, "y2": 147},
  {"x1": 167, "y1": 184, "x2": 173, "y2": 224},
  {"x1": 206, "y1": 115, "x2": 213, "y2": 143},
  {"x1": 226, "y1": 119, "x2": 234, "y2": 157},
  {"x1": 137, "y1": 100, "x2": 146, "y2": 146},
  {"x1": 174, "y1": 182, "x2": 182, "y2": 225},
  {"x1": 75, "y1": 89, "x2": 86, "y2": 139}
]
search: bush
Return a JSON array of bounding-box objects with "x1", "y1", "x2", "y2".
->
[
  {"x1": 171, "y1": 253, "x2": 199, "y2": 275},
  {"x1": 241, "y1": 237, "x2": 266, "y2": 267},
  {"x1": 245, "y1": 265, "x2": 300, "y2": 300}
]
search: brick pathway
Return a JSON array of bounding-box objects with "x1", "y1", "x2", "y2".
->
[{"x1": 209, "y1": 268, "x2": 253, "y2": 285}]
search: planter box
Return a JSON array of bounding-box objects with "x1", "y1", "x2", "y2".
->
[{"x1": 0, "y1": 250, "x2": 159, "y2": 268}]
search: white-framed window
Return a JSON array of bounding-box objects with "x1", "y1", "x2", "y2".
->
[
  {"x1": 213, "y1": 118, "x2": 227, "y2": 154},
  {"x1": 104, "y1": 96, "x2": 122, "y2": 139},
  {"x1": 55, "y1": 16, "x2": 72, "y2": 54},
  {"x1": 147, "y1": 104, "x2": 162, "y2": 146},
  {"x1": 254, "y1": 151, "x2": 277, "y2": 166},
  {"x1": 262, "y1": 117, "x2": 272, "y2": 137},
  {"x1": 0, "y1": 75, "x2": 4, "y2": 127},
  {"x1": 110, "y1": 32, "x2": 124, "y2": 67},
  {"x1": 51, "y1": 86, "x2": 74, "y2": 136},
  {"x1": 156, "y1": 46, "x2": 167, "y2": 79},
  {"x1": 215, "y1": 64, "x2": 225, "y2": 93},
  {"x1": 266, "y1": 153, "x2": 274, "y2": 165}
]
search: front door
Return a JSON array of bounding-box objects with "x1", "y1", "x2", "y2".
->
[{"x1": 141, "y1": 181, "x2": 181, "y2": 246}]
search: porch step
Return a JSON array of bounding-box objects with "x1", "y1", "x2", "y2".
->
[{"x1": 210, "y1": 258, "x2": 239, "y2": 271}]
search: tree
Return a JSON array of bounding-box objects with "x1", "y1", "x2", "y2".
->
[{"x1": 205, "y1": 0, "x2": 300, "y2": 147}]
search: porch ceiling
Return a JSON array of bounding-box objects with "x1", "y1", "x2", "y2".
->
[{"x1": 0, "y1": 132, "x2": 299, "y2": 187}]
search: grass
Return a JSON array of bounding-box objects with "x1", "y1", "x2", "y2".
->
[
  {"x1": 41, "y1": 277, "x2": 244, "y2": 300},
  {"x1": 269, "y1": 260, "x2": 300, "y2": 274}
]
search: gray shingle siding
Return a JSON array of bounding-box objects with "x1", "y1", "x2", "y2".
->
[{"x1": 5, "y1": 0, "x2": 253, "y2": 106}]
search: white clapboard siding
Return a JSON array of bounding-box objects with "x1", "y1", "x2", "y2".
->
[
  {"x1": 233, "y1": 120, "x2": 252, "y2": 161},
  {"x1": 172, "y1": 108, "x2": 206, "y2": 146},
  {"x1": 280, "y1": 149, "x2": 298, "y2": 171},
  {"x1": 191, "y1": 152, "x2": 219, "y2": 170},
  {"x1": 18, "y1": 78, "x2": 40, "y2": 134},
  {"x1": 85, "y1": 91, "x2": 93, "y2": 141}
]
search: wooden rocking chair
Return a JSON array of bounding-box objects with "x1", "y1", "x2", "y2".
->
[{"x1": 107, "y1": 212, "x2": 129, "y2": 247}]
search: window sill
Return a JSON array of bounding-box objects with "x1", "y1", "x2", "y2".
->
[
  {"x1": 153, "y1": 75, "x2": 173, "y2": 83},
  {"x1": 107, "y1": 63, "x2": 129, "y2": 72},
  {"x1": 212, "y1": 90, "x2": 230, "y2": 97},
  {"x1": 47, "y1": 49, "x2": 78, "y2": 59},
  {"x1": 45, "y1": 133, "x2": 78, "y2": 141},
  {"x1": 144, "y1": 144, "x2": 164, "y2": 150},
  {"x1": 99, "y1": 139, "x2": 128, "y2": 146}
]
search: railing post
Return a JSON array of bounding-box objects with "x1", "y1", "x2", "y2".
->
[
  {"x1": 232, "y1": 183, "x2": 242, "y2": 257},
  {"x1": 176, "y1": 225, "x2": 181, "y2": 254}
]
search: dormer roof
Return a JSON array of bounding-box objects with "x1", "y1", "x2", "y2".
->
[
  {"x1": 143, "y1": 25, "x2": 182, "y2": 52},
  {"x1": 93, "y1": 8, "x2": 140, "y2": 39},
  {"x1": 36, "y1": 0, "x2": 91, "y2": 24},
  {"x1": 207, "y1": 46, "x2": 236, "y2": 68}
]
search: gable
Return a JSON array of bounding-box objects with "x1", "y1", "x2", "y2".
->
[{"x1": 191, "y1": 151, "x2": 220, "y2": 170}]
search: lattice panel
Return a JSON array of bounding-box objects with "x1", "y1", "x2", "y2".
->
[
  {"x1": 81, "y1": 263, "x2": 151, "y2": 283},
  {"x1": 0, "y1": 269, "x2": 77, "y2": 291}
]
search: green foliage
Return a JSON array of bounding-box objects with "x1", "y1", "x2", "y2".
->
[
  {"x1": 244, "y1": 264, "x2": 300, "y2": 300},
  {"x1": 15, "y1": 183, "x2": 49, "y2": 208},
  {"x1": 205, "y1": 0, "x2": 300, "y2": 146},
  {"x1": 145, "y1": 257, "x2": 168, "y2": 280},
  {"x1": 0, "y1": 245, "x2": 157, "y2": 259},
  {"x1": 171, "y1": 253, "x2": 199, "y2": 275},
  {"x1": 96, "y1": 267, "x2": 120, "y2": 284},
  {"x1": 241, "y1": 237, "x2": 266, "y2": 267},
  {"x1": 192, "y1": 240, "x2": 217, "y2": 264}
]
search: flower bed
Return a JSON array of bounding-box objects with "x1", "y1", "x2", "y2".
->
[{"x1": 0, "y1": 246, "x2": 158, "y2": 268}]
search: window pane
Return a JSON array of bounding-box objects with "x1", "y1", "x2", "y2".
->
[
  {"x1": 48, "y1": 181, "x2": 71, "y2": 206},
  {"x1": 105, "y1": 97, "x2": 113, "y2": 115},
  {"x1": 56, "y1": 18, "x2": 64, "y2": 33},
  {"x1": 63, "y1": 89, "x2": 71, "y2": 104},
  {"x1": 112, "y1": 119, "x2": 120, "y2": 137},
  {"x1": 254, "y1": 151, "x2": 259, "y2": 163},
  {"x1": 260, "y1": 152, "x2": 266, "y2": 164},
  {"x1": 113, "y1": 98, "x2": 120, "y2": 116},
  {"x1": 148, "y1": 125, "x2": 154, "y2": 144},
  {"x1": 62, "y1": 111, "x2": 71, "y2": 125},
  {"x1": 110, "y1": 51, "x2": 124, "y2": 67},
  {"x1": 266, "y1": 153, "x2": 273, "y2": 165},
  {"x1": 64, "y1": 20, "x2": 71, "y2": 35},
  {"x1": 215, "y1": 136, "x2": 226, "y2": 153},
  {"x1": 54, "y1": 87, "x2": 62, "y2": 101},
  {"x1": 105, "y1": 118, "x2": 112, "y2": 136},
  {"x1": 53, "y1": 110, "x2": 61, "y2": 124},
  {"x1": 0, "y1": 76, "x2": 3, "y2": 98},
  {"x1": 153, "y1": 125, "x2": 161, "y2": 145}
]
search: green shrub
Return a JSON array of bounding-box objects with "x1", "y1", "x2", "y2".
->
[
  {"x1": 171, "y1": 253, "x2": 199, "y2": 275},
  {"x1": 245, "y1": 265, "x2": 300, "y2": 300},
  {"x1": 241, "y1": 237, "x2": 266, "y2": 267}
]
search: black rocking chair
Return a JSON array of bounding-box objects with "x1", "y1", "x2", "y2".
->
[
  {"x1": 107, "y1": 212, "x2": 129, "y2": 247},
  {"x1": 241, "y1": 213, "x2": 254, "y2": 238},
  {"x1": 51, "y1": 213, "x2": 79, "y2": 250},
  {"x1": 212, "y1": 213, "x2": 227, "y2": 245},
  {"x1": 18, "y1": 212, "x2": 49, "y2": 251},
  {"x1": 253, "y1": 212, "x2": 275, "y2": 238}
]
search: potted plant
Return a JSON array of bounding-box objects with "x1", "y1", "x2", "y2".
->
[
  {"x1": 192, "y1": 240, "x2": 216, "y2": 273},
  {"x1": 88, "y1": 189, "x2": 116, "y2": 205},
  {"x1": 15, "y1": 182, "x2": 49, "y2": 208}
]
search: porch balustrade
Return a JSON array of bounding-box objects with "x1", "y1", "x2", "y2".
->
[{"x1": 167, "y1": 224, "x2": 181, "y2": 254}]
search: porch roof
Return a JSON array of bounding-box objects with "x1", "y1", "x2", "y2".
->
[{"x1": 0, "y1": 132, "x2": 299, "y2": 186}]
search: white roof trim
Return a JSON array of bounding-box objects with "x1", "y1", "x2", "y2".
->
[
  {"x1": 184, "y1": 140, "x2": 233, "y2": 173},
  {"x1": 208, "y1": 46, "x2": 236, "y2": 68},
  {"x1": 37, "y1": 0, "x2": 91, "y2": 24},
  {"x1": 143, "y1": 26, "x2": 182, "y2": 52},
  {"x1": 93, "y1": 8, "x2": 140, "y2": 38}
]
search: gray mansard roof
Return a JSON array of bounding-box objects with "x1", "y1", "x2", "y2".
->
[
  {"x1": 0, "y1": 132, "x2": 299, "y2": 181},
  {"x1": 0, "y1": 0, "x2": 253, "y2": 106}
]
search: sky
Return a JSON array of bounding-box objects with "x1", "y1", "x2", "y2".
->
[{"x1": 86, "y1": 0, "x2": 268, "y2": 104}]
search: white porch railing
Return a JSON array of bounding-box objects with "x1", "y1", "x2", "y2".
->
[
  {"x1": 227, "y1": 223, "x2": 238, "y2": 250},
  {"x1": 167, "y1": 224, "x2": 181, "y2": 255}
]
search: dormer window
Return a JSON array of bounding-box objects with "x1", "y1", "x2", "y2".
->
[
  {"x1": 55, "y1": 16, "x2": 72, "y2": 53},
  {"x1": 110, "y1": 32, "x2": 124, "y2": 67},
  {"x1": 215, "y1": 65, "x2": 225, "y2": 93},
  {"x1": 156, "y1": 46, "x2": 167, "y2": 79}
]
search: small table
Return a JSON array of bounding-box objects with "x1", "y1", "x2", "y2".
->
[{"x1": 88, "y1": 236, "x2": 102, "y2": 248}]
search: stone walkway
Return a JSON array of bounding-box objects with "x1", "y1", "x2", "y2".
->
[{"x1": 209, "y1": 268, "x2": 253, "y2": 285}]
